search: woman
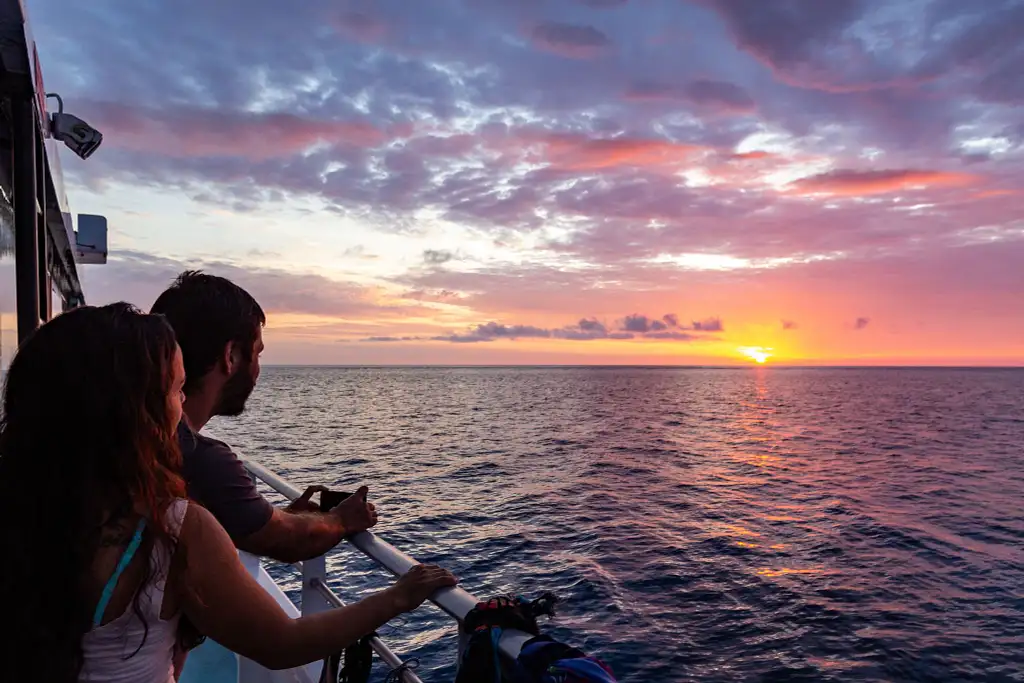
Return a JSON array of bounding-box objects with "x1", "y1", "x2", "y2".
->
[{"x1": 0, "y1": 303, "x2": 456, "y2": 682}]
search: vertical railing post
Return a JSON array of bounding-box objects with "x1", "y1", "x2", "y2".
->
[{"x1": 301, "y1": 554, "x2": 331, "y2": 617}]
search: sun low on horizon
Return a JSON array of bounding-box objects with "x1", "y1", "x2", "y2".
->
[
  {"x1": 33, "y1": 0, "x2": 1024, "y2": 367},
  {"x1": 739, "y1": 347, "x2": 773, "y2": 365}
]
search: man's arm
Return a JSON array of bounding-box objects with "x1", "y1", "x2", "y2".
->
[
  {"x1": 183, "y1": 433, "x2": 376, "y2": 563},
  {"x1": 237, "y1": 490, "x2": 375, "y2": 564}
]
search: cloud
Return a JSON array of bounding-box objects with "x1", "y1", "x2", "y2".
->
[
  {"x1": 644, "y1": 331, "x2": 695, "y2": 341},
  {"x1": 681, "y1": 79, "x2": 757, "y2": 114},
  {"x1": 86, "y1": 249, "x2": 428, "y2": 320},
  {"x1": 789, "y1": 169, "x2": 981, "y2": 197},
  {"x1": 781, "y1": 320, "x2": 798, "y2": 330},
  {"x1": 537, "y1": 133, "x2": 705, "y2": 171},
  {"x1": 691, "y1": 317, "x2": 724, "y2": 332},
  {"x1": 423, "y1": 249, "x2": 456, "y2": 266},
  {"x1": 621, "y1": 314, "x2": 652, "y2": 333},
  {"x1": 79, "y1": 102, "x2": 392, "y2": 160},
  {"x1": 364, "y1": 311, "x2": 722, "y2": 344},
  {"x1": 432, "y1": 334, "x2": 498, "y2": 344},
  {"x1": 854, "y1": 317, "x2": 870, "y2": 330},
  {"x1": 626, "y1": 79, "x2": 755, "y2": 114},
  {"x1": 698, "y1": 0, "x2": 887, "y2": 92},
  {"x1": 331, "y1": 11, "x2": 389, "y2": 42},
  {"x1": 618, "y1": 313, "x2": 719, "y2": 334},
  {"x1": 403, "y1": 289, "x2": 463, "y2": 303},
  {"x1": 466, "y1": 322, "x2": 552, "y2": 339},
  {"x1": 578, "y1": 317, "x2": 608, "y2": 334},
  {"x1": 529, "y1": 22, "x2": 612, "y2": 59},
  {"x1": 917, "y1": 2, "x2": 1024, "y2": 105}
]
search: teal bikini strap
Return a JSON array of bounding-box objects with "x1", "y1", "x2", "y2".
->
[{"x1": 92, "y1": 518, "x2": 147, "y2": 627}]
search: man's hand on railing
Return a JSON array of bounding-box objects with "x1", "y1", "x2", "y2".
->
[
  {"x1": 326, "y1": 485, "x2": 378, "y2": 536},
  {"x1": 388, "y1": 564, "x2": 459, "y2": 612}
]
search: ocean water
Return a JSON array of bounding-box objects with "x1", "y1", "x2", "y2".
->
[{"x1": 210, "y1": 367, "x2": 1024, "y2": 682}]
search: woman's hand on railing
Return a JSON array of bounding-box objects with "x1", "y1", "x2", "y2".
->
[{"x1": 388, "y1": 564, "x2": 459, "y2": 612}]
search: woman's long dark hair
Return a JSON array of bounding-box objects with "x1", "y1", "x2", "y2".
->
[{"x1": 0, "y1": 303, "x2": 185, "y2": 682}]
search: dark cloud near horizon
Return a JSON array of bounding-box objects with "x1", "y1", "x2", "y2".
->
[
  {"x1": 692, "y1": 317, "x2": 724, "y2": 332},
  {"x1": 359, "y1": 310, "x2": 722, "y2": 343},
  {"x1": 781, "y1": 319, "x2": 798, "y2": 330},
  {"x1": 854, "y1": 317, "x2": 871, "y2": 330}
]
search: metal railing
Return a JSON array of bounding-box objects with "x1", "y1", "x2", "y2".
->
[
  {"x1": 242, "y1": 457, "x2": 535, "y2": 680},
  {"x1": 310, "y1": 577, "x2": 425, "y2": 683}
]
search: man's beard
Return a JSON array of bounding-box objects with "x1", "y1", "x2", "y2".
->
[{"x1": 215, "y1": 363, "x2": 257, "y2": 417}]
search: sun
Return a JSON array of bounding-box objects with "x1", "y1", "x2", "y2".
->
[{"x1": 738, "y1": 346, "x2": 773, "y2": 364}]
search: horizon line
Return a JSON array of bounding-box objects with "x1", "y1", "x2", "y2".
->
[{"x1": 261, "y1": 364, "x2": 1024, "y2": 370}]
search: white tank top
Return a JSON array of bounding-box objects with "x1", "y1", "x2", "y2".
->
[{"x1": 79, "y1": 499, "x2": 188, "y2": 683}]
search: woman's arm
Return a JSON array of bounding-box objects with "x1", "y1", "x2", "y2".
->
[{"x1": 175, "y1": 503, "x2": 456, "y2": 670}]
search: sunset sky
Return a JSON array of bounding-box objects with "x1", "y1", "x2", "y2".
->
[{"x1": 31, "y1": 0, "x2": 1024, "y2": 365}]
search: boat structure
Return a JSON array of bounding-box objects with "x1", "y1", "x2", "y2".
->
[
  {"x1": 0, "y1": 0, "x2": 107, "y2": 380},
  {"x1": 2, "y1": 3, "x2": 579, "y2": 682}
]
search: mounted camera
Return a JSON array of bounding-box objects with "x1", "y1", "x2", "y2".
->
[{"x1": 46, "y1": 93, "x2": 102, "y2": 160}]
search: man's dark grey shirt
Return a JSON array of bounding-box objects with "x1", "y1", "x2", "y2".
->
[{"x1": 177, "y1": 421, "x2": 274, "y2": 540}]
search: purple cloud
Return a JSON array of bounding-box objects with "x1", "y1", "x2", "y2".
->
[
  {"x1": 627, "y1": 79, "x2": 755, "y2": 115},
  {"x1": 331, "y1": 11, "x2": 389, "y2": 42},
  {"x1": 383, "y1": 311, "x2": 723, "y2": 345},
  {"x1": 622, "y1": 314, "x2": 652, "y2": 333},
  {"x1": 530, "y1": 22, "x2": 612, "y2": 59},
  {"x1": 692, "y1": 317, "x2": 724, "y2": 332},
  {"x1": 854, "y1": 317, "x2": 871, "y2": 330}
]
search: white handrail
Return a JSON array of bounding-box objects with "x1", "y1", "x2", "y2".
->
[
  {"x1": 240, "y1": 456, "x2": 535, "y2": 664},
  {"x1": 242, "y1": 457, "x2": 478, "y2": 620}
]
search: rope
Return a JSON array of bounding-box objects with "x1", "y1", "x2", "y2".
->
[{"x1": 383, "y1": 657, "x2": 420, "y2": 683}]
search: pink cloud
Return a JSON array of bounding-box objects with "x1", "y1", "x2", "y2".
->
[
  {"x1": 789, "y1": 169, "x2": 981, "y2": 197},
  {"x1": 972, "y1": 189, "x2": 1016, "y2": 200},
  {"x1": 530, "y1": 22, "x2": 612, "y2": 59},
  {"x1": 533, "y1": 132, "x2": 705, "y2": 171},
  {"x1": 84, "y1": 102, "x2": 395, "y2": 159}
]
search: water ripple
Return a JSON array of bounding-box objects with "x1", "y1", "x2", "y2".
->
[{"x1": 215, "y1": 367, "x2": 1024, "y2": 682}]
